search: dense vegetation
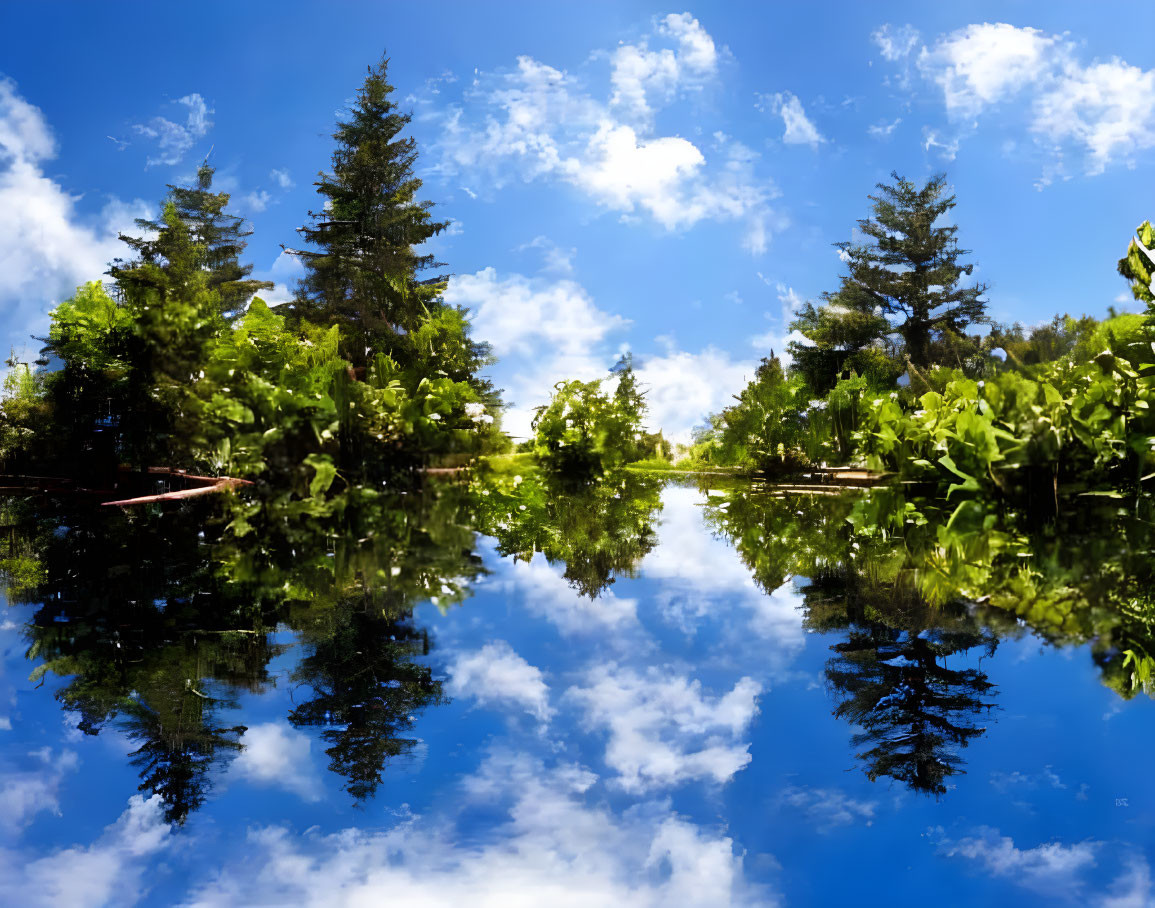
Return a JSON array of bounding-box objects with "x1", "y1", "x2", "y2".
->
[
  {"x1": 675, "y1": 175, "x2": 1155, "y2": 515},
  {"x1": 0, "y1": 58, "x2": 502, "y2": 510}
]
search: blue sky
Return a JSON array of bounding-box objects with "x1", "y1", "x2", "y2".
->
[{"x1": 3, "y1": 3, "x2": 1155, "y2": 437}]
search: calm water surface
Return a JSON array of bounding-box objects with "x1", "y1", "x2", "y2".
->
[{"x1": 0, "y1": 478, "x2": 1152, "y2": 906}]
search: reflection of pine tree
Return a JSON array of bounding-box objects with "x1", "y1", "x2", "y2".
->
[
  {"x1": 825, "y1": 610, "x2": 997, "y2": 796},
  {"x1": 39, "y1": 619, "x2": 276, "y2": 823},
  {"x1": 121, "y1": 692, "x2": 246, "y2": 825},
  {"x1": 288, "y1": 604, "x2": 443, "y2": 801}
]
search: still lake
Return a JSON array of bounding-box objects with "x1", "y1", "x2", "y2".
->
[{"x1": 0, "y1": 477, "x2": 1152, "y2": 906}]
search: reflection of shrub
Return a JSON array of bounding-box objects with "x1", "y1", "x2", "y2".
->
[{"x1": 0, "y1": 554, "x2": 45, "y2": 595}]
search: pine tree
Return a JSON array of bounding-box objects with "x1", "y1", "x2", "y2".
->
[
  {"x1": 286, "y1": 57, "x2": 452, "y2": 371},
  {"x1": 833, "y1": 173, "x2": 988, "y2": 368},
  {"x1": 113, "y1": 162, "x2": 272, "y2": 319}
]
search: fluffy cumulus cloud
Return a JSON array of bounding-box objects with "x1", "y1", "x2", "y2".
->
[
  {"x1": 446, "y1": 267, "x2": 631, "y2": 438},
  {"x1": 447, "y1": 640, "x2": 554, "y2": 722},
  {"x1": 252, "y1": 249, "x2": 305, "y2": 307},
  {"x1": 0, "y1": 794, "x2": 171, "y2": 908},
  {"x1": 569, "y1": 665, "x2": 761, "y2": 792},
  {"x1": 0, "y1": 79, "x2": 146, "y2": 357},
  {"x1": 231, "y1": 723, "x2": 322, "y2": 802},
  {"x1": 449, "y1": 265, "x2": 759, "y2": 442},
  {"x1": 182, "y1": 751, "x2": 769, "y2": 907},
  {"x1": 610, "y1": 12, "x2": 717, "y2": 122},
  {"x1": 429, "y1": 15, "x2": 775, "y2": 253},
  {"x1": 918, "y1": 23, "x2": 1058, "y2": 119},
  {"x1": 635, "y1": 346, "x2": 757, "y2": 443},
  {"x1": 881, "y1": 21, "x2": 1155, "y2": 177},
  {"x1": 133, "y1": 92, "x2": 212, "y2": 167},
  {"x1": 449, "y1": 267, "x2": 628, "y2": 358},
  {"x1": 496, "y1": 552, "x2": 640, "y2": 636}
]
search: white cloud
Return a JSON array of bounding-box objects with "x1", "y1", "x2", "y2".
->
[
  {"x1": 763, "y1": 92, "x2": 825, "y2": 147},
  {"x1": 231, "y1": 723, "x2": 322, "y2": 802},
  {"x1": 446, "y1": 268, "x2": 628, "y2": 438},
  {"x1": 660, "y1": 12, "x2": 719, "y2": 72},
  {"x1": 252, "y1": 250, "x2": 304, "y2": 306},
  {"x1": 932, "y1": 826, "x2": 1155, "y2": 905},
  {"x1": 872, "y1": 24, "x2": 920, "y2": 62},
  {"x1": 448, "y1": 266, "x2": 762, "y2": 442},
  {"x1": 499, "y1": 554, "x2": 640, "y2": 635},
  {"x1": 988, "y1": 765, "x2": 1067, "y2": 793},
  {"x1": 905, "y1": 22, "x2": 1155, "y2": 177},
  {"x1": 517, "y1": 235, "x2": 575, "y2": 274},
  {"x1": 269, "y1": 167, "x2": 294, "y2": 189},
  {"x1": 0, "y1": 79, "x2": 145, "y2": 359},
  {"x1": 750, "y1": 282, "x2": 807, "y2": 361},
  {"x1": 132, "y1": 93, "x2": 213, "y2": 167},
  {"x1": 429, "y1": 17, "x2": 774, "y2": 253},
  {"x1": 569, "y1": 666, "x2": 760, "y2": 792},
  {"x1": 240, "y1": 189, "x2": 271, "y2": 213},
  {"x1": 1034, "y1": 58, "x2": 1155, "y2": 175},
  {"x1": 0, "y1": 747, "x2": 78, "y2": 832},
  {"x1": 641, "y1": 485, "x2": 809, "y2": 656},
  {"x1": 635, "y1": 347, "x2": 757, "y2": 442},
  {"x1": 0, "y1": 795, "x2": 170, "y2": 908},
  {"x1": 868, "y1": 117, "x2": 902, "y2": 138},
  {"x1": 567, "y1": 122, "x2": 705, "y2": 221},
  {"x1": 450, "y1": 267, "x2": 628, "y2": 359},
  {"x1": 935, "y1": 826, "x2": 1099, "y2": 899},
  {"x1": 447, "y1": 640, "x2": 554, "y2": 722},
  {"x1": 183, "y1": 751, "x2": 769, "y2": 907},
  {"x1": 919, "y1": 24, "x2": 1056, "y2": 119},
  {"x1": 610, "y1": 12, "x2": 717, "y2": 123},
  {"x1": 923, "y1": 129, "x2": 960, "y2": 160},
  {"x1": 1101, "y1": 856, "x2": 1154, "y2": 908},
  {"x1": 778, "y1": 786, "x2": 877, "y2": 832}
]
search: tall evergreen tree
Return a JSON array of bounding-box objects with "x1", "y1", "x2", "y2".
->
[
  {"x1": 832, "y1": 173, "x2": 988, "y2": 368},
  {"x1": 112, "y1": 162, "x2": 272, "y2": 319},
  {"x1": 287, "y1": 57, "x2": 452, "y2": 369}
]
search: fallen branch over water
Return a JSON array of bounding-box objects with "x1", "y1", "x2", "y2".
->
[{"x1": 101, "y1": 474, "x2": 253, "y2": 507}]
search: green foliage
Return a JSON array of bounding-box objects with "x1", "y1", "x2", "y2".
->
[
  {"x1": 707, "y1": 356, "x2": 811, "y2": 472},
  {"x1": 0, "y1": 60, "x2": 503, "y2": 502},
  {"x1": 787, "y1": 300, "x2": 898, "y2": 395},
  {"x1": 1118, "y1": 219, "x2": 1155, "y2": 305},
  {"x1": 531, "y1": 362, "x2": 648, "y2": 477}
]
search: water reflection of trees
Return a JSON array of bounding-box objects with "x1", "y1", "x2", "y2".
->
[
  {"x1": 4, "y1": 482, "x2": 482, "y2": 821},
  {"x1": 807, "y1": 575, "x2": 998, "y2": 796},
  {"x1": 475, "y1": 469, "x2": 663, "y2": 598},
  {"x1": 288, "y1": 606, "x2": 442, "y2": 801},
  {"x1": 703, "y1": 487, "x2": 999, "y2": 795},
  {"x1": 703, "y1": 481, "x2": 1155, "y2": 795}
]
